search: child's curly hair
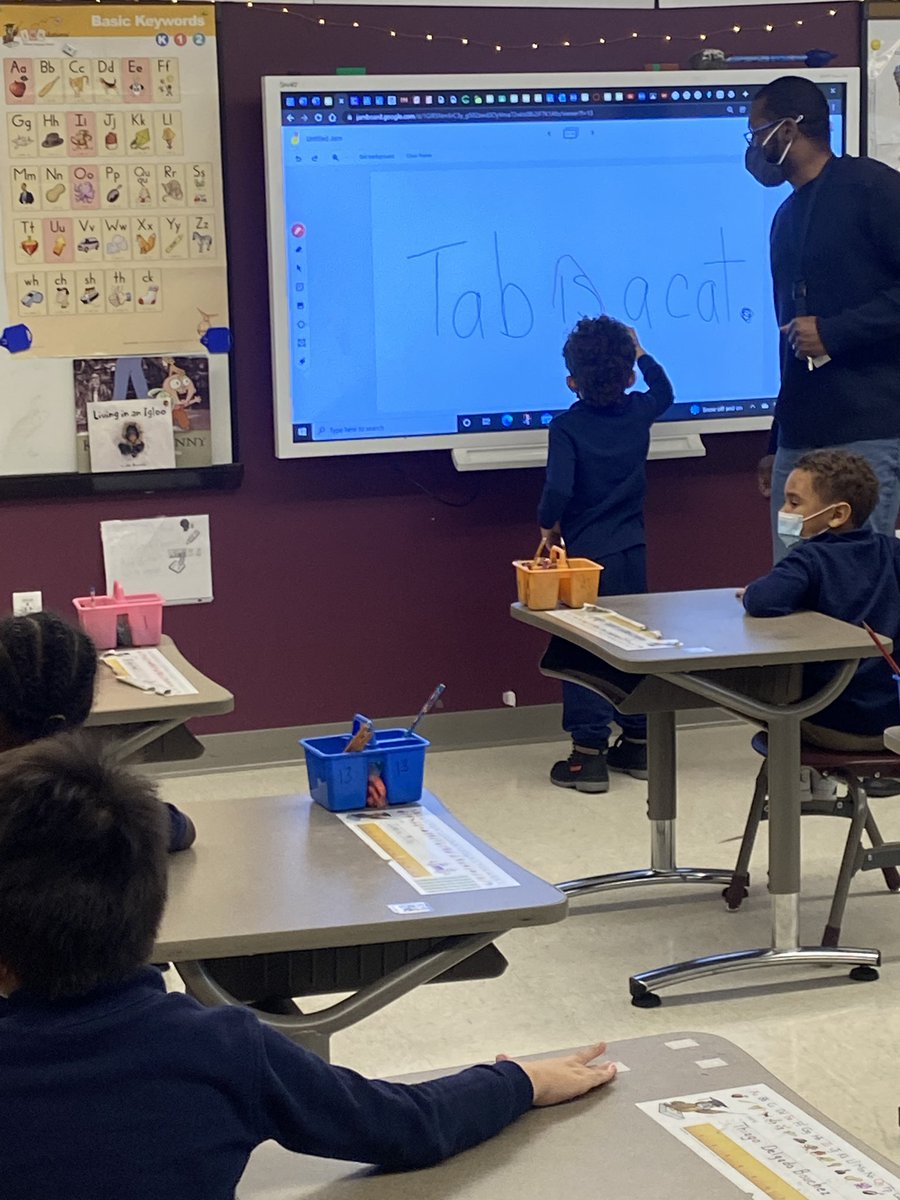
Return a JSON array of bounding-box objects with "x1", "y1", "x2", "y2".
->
[
  {"x1": 794, "y1": 450, "x2": 879, "y2": 529},
  {"x1": 563, "y1": 316, "x2": 636, "y2": 409}
]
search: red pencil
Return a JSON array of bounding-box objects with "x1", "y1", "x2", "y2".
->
[{"x1": 862, "y1": 622, "x2": 900, "y2": 677}]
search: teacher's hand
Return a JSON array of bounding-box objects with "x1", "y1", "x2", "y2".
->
[
  {"x1": 757, "y1": 454, "x2": 774, "y2": 499},
  {"x1": 780, "y1": 316, "x2": 827, "y2": 360}
]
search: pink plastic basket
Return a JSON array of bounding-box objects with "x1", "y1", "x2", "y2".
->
[{"x1": 72, "y1": 581, "x2": 164, "y2": 651}]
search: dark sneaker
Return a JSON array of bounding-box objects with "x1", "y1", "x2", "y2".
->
[
  {"x1": 607, "y1": 736, "x2": 648, "y2": 780},
  {"x1": 550, "y1": 745, "x2": 609, "y2": 794}
]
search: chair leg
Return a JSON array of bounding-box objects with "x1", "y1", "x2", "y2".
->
[
  {"x1": 822, "y1": 778, "x2": 869, "y2": 947},
  {"x1": 863, "y1": 809, "x2": 900, "y2": 893},
  {"x1": 724, "y1": 762, "x2": 767, "y2": 911}
]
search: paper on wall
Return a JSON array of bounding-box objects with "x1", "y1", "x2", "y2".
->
[
  {"x1": 638, "y1": 1083, "x2": 900, "y2": 1199},
  {"x1": 868, "y1": 22, "x2": 900, "y2": 172},
  {"x1": 0, "y1": 4, "x2": 228, "y2": 358},
  {"x1": 101, "y1": 514, "x2": 212, "y2": 605},
  {"x1": 338, "y1": 805, "x2": 520, "y2": 895}
]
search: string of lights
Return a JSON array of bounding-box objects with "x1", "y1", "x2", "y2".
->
[
  {"x1": 237, "y1": 1, "x2": 841, "y2": 56},
  {"x1": 95, "y1": 0, "x2": 844, "y2": 58}
]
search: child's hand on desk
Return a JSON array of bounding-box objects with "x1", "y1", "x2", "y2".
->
[{"x1": 497, "y1": 1042, "x2": 617, "y2": 1106}]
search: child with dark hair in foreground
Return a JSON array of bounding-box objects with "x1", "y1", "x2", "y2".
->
[
  {"x1": 538, "y1": 315, "x2": 674, "y2": 793},
  {"x1": 743, "y1": 449, "x2": 900, "y2": 749},
  {"x1": 0, "y1": 735, "x2": 616, "y2": 1200},
  {"x1": 0, "y1": 610, "x2": 195, "y2": 850}
]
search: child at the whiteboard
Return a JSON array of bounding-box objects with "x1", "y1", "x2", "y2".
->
[{"x1": 538, "y1": 316, "x2": 673, "y2": 793}]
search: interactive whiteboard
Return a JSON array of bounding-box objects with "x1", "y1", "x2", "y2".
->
[{"x1": 263, "y1": 70, "x2": 858, "y2": 464}]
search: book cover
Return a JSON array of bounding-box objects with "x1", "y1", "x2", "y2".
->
[
  {"x1": 74, "y1": 355, "x2": 213, "y2": 472},
  {"x1": 87, "y1": 397, "x2": 175, "y2": 472}
]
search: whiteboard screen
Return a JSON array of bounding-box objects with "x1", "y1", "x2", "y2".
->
[{"x1": 263, "y1": 70, "x2": 859, "y2": 460}]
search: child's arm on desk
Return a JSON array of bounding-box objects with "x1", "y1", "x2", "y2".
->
[
  {"x1": 742, "y1": 551, "x2": 815, "y2": 618},
  {"x1": 254, "y1": 1027, "x2": 615, "y2": 1170}
]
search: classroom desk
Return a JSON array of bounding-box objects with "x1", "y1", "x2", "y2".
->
[
  {"x1": 238, "y1": 1030, "x2": 899, "y2": 1198},
  {"x1": 512, "y1": 590, "x2": 886, "y2": 1006},
  {"x1": 886, "y1": 728, "x2": 900, "y2": 756},
  {"x1": 156, "y1": 790, "x2": 566, "y2": 1061},
  {"x1": 85, "y1": 635, "x2": 234, "y2": 760}
]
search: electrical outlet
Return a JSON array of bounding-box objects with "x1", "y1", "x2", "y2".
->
[
  {"x1": 502, "y1": 690, "x2": 517, "y2": 707},
  {"x1": 12, "y1": 590, "x2": 42, "y2": 616}
]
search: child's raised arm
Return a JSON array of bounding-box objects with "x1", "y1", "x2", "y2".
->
[{"x1": 627, "y1": 329, "x2": 674, "y2": 419}]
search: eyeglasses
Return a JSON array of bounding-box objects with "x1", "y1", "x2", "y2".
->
[
  {"x1": 743, "y1": 117, "x2": 784, "y2": 146},
  {"x1": 744, "y1": 114, "x2": 801, "y2": 146}
]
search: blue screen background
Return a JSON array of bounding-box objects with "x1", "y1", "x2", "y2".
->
[{"x1": 276, "y1": 94, "x2": 845, "y2": 443}]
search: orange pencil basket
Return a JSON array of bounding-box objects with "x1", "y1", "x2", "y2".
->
[{"x1": 514, "y1": 542, "x2": 603, "y2": 611}]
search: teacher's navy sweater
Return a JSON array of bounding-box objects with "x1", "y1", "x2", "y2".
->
[
  {"x1": 743, "y1": 529, "x2": 900, "y2": 735},
  {"x1": 537, "y1": 354, "x2": 674, "y2": 559},
  {"x1": 0, "y1": 968, "x2": 533, "y2": 1200},
  {"x1": 771, "y1": 154, "x2": 900, "y2": 450}
]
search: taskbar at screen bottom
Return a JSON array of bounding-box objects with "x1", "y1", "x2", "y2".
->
[
  {"x1": 456, "y1": 399, "x2": 776, "y2": 431},
  {"x1": 291, "y1": 398, "x2": 775, "y2": 443}
]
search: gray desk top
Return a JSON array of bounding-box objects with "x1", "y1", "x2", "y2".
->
[
  {"x1": 155, "y1": 791, "x2": 566, "y2": 962},
  {"x1": 85, "y1": 636, "x2": 234, "y2": 727},
  {"x1": 512, "y1": 588, "x2": 885, "y2": 675},
  {"x1": 238, "y1": 1031, "x2": 898, "y2": 1198}
]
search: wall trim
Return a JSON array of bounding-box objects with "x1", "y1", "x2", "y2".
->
[{"x1": 144, "y1": 704, "x2": 734, "y2": 778}]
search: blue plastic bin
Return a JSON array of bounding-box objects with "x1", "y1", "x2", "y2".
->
[{"x1": 301, "y1": 715, "x2": 429, "y2": 812}]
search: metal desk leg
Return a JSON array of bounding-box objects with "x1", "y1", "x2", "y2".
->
[
  {"x1": 629, "y1": 666, "x2": 881, "y2": 1008},
  {"x1": 558, "y1": 710, "x2": 734, "y2": 899},
  {"x1": 105, "y1": 718, "x2": 185, "y2": 763},
  {"x1": 174, "y1": 931, "x2": 500, "y2": 1062}
]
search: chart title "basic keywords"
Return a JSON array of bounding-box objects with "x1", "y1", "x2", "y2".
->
[{"x1": 91, "y1": 14, "x2": 207, "y2": 30}]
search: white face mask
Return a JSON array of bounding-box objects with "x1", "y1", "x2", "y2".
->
[{"x1": 777, "y1": 505, "x2": 833, "y2": 549}]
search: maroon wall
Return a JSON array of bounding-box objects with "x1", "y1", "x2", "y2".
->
[{"x1": 0, "y1": 3, "x2": 861, "y2": 732}]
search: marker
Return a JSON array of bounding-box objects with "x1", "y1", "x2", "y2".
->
[{"x1": 406, "y1": 683, "x2": 446, "y2": 736}]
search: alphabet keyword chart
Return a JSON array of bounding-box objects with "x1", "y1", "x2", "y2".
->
[{"x1": 0, "y1": 4, "x2": 228, "y2": 357}]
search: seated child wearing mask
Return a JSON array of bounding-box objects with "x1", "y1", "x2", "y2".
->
[{"x1": 742, "y1": 450, "x2": 900, "y2": 750}]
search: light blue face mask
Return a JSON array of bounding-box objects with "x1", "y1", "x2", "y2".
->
[{"x1": 777, "y1": 506, "x2": 833, "y2": 549}]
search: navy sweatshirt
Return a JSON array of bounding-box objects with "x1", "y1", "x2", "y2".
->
[
  {"x1": 0, "y1": 968, "x2": 533, "y2": 1200},
  {"x1": 743, "y1": 529, "x2": 900, "y2": 735},
  {"x1": 770, "y1": 155, "x2": 900, "y2": 450},
  {"x1": 537, "y1": 355, "x2": 674, "y2": 559}
]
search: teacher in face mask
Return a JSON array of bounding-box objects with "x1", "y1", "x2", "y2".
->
[{"x1": 746, "y1": 75, "x2": 900, "y2": 561}]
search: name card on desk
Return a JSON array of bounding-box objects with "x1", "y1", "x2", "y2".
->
[
  {"x1": 100, "y1": 648, "x2": 198, "y2": 697},
  {"x1": 338, "y1": 806, "x2": 519, "y2": 896},
  {"x1": 544, "y1": 607, "x2": 681, "y2": 651},
  {"x1": 638, "y1": 1083, "x2": 900, "y2": 1200}
]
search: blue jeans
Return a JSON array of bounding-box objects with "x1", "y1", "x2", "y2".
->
[
  {"x1": 562, "y1": 545, "x2": 647, "y2": 750},
  {"x1": 771, "y1": 437, "x2": 900, "y2": 563}
]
